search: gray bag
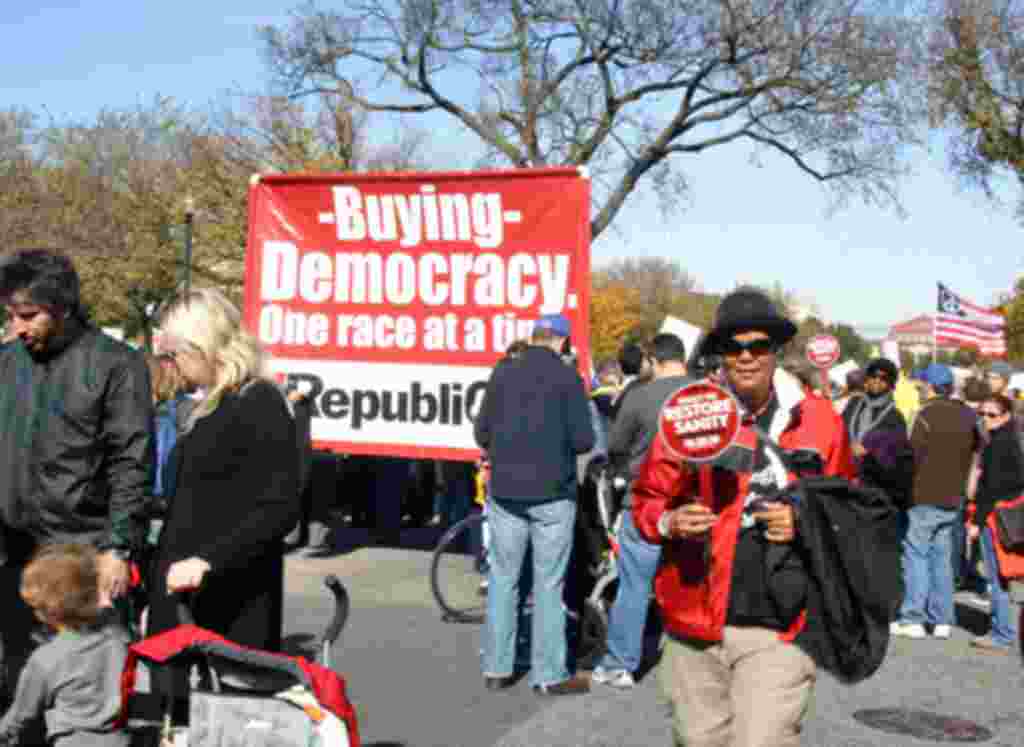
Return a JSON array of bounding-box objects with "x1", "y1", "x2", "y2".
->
[{"x1": 188, "y1": 692, "x2": 314, "y2": 747}]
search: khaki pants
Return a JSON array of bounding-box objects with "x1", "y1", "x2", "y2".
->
[{"x1": 660, "y1": 626, "x2": 816, "y2": 747}]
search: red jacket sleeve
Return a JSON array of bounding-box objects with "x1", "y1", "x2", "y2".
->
[
  {"x1": 821, "y1": 399, "x2": 856, "y2": 480},
  {"x1": 632, "y1": 432, "x2": 694, "y2": 545}
]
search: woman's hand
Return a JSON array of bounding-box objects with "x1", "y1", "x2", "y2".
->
[
  {"x1": 752, "y1": 502, "x2": 797, "y2": 543},
  {"x1": 96, "y1": 551, "x2": 131, "y2": 608},
  {"x1": 665, "y1": 504, "x2": 718, "y2": 539},
  {"x1": 167, "y1": 557, "x2": 212, "y2": 593},
  {"x1": 967, "y1": 522, "x2": 980, "y2": 542}
]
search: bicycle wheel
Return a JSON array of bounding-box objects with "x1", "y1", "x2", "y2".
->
[
  {"x1": 431, "y1": 512, "x2": 487, "y2": 623},
  {"x1": 576, "y1": 572, "x2": 618, "y2": 670}
]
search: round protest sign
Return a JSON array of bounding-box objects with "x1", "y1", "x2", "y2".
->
[
  {"x1": 658, "y1": 381, "x2": 741, "y2": 463},
  {"x1": 805, "y1": 334, "x2": 840, "y2": 369}
]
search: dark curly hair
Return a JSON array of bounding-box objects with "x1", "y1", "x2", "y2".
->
[{"x1": 0, "y1": 249, "x2": 83, "y2": 318}]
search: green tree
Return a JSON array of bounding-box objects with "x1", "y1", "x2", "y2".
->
[
  {"x1": 826, "y1": 322, "x2": 872, "y2": 364},
  {"x1": 929, "y1": 0, "x2": 1024, "y2": 216},
  {"x1": 1000, "y1": 275, "x2": 1024, "y2": 362},
  {"x1": 260, "y1": 0, "x2": 923, "y2": 240}
]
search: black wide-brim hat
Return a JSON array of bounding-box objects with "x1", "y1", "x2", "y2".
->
[{"x1": 697, "y1": 286, "x2": 798, "y2": 358}]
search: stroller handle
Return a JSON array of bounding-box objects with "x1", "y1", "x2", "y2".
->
[
  {"x1": 320, "y1": 574, "x2": 350, "y2": 649},
  {"x1": 176, "y1": 592, "x2": 196, "y2": 626},
  {"x1": 174, "y1": 578, "x2": 349, "y2": 641}
]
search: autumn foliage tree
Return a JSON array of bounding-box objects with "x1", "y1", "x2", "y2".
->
[
  {"x1": 589, "y1": 281, "x2": 643, "y2": 362},
  {"x1": 593, "y1": 257, "x2": 719, "y2": 346}
]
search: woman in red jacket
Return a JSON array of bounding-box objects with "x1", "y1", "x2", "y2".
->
[{"x1": 632, "y1": 287, "x2": 853, "y2": 747}]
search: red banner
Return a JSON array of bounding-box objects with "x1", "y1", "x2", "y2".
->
[{"x1": 243, "y1": 168, "x2": 592, "y2": 460}]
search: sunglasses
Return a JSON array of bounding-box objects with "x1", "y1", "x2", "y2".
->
[
  {"x1": 980, "y1": 410, "x2": 1004, "y2": 419},
  {"x1": 719, "y1": 338, "x2": 777, "y2": 357}
]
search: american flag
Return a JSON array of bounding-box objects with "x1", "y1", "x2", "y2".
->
[{"x1": 935, "y1": 283, "x2": 1007, "y2": 357}]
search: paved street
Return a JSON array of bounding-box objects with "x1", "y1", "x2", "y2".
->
[{"x1": 284, "y1": 529, "x2": 1024, "y2": 747}]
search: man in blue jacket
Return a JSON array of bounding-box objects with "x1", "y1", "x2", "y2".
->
[{"x1": 474, "y1": 313, "x2": 595, "y2": 695}]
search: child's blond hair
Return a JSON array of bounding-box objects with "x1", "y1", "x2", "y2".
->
[{"x1": 20, "y1": 543, "x2": 101, "y2": 629}]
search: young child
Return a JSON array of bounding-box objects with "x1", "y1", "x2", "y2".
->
[{"x1": 0, "y1": 543, "x2": 129, "y2": 746}]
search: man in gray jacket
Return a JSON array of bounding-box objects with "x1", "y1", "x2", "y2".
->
[
  {"x1": 592, "y1": 332, "x2": 690, "y2": 688},
  {"x1": 0, "y1": 249, "x2": 153, "y2": 691}
]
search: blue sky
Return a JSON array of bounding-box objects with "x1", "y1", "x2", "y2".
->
[{"x1": 4, "y1": 1, "x2": 1021, "y2": 339}]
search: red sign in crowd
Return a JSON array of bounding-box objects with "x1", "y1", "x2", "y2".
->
[
  {"x1": 805, "y1": 334, "x2": 841, "y2": 369},
  {"x1": 243, "y1": 168, "x2": 592, "y2": 460},
  {"x1": 658, "y1": 381, "x2": 742, "y2": 464}
]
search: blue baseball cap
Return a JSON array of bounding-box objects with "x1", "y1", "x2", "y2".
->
[
  {"x1": 535, "y1": 313, "x2": 571, "y2": 337},
  {"x1": 922, "y1": 363, "x2": 954, "y2": 388},
  {"x1": 990, "y1": 361, "x2": 1013, "y2": 379}
]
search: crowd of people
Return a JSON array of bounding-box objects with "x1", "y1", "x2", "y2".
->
[
  {"x1": 469, "y1": 286, "x2": 1024, "y2": 747},
  {"x1": 0, "y1": 246, "x2": 1021, "y2": 747}
]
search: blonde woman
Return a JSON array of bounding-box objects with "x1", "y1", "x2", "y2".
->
[{"x1": 146, "y1": 289, "x2": 299, "y2": 698}]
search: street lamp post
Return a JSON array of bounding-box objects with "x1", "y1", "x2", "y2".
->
[{"x1": 183, "y1": 197, "x2": 195, "y2": 296}]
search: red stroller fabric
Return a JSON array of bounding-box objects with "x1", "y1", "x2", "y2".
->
[{"x1": 120, "y1": 624, "x2": 360, "y2": 747}]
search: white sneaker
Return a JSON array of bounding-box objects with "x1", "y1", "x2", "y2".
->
[
  {"x1": 591, "y1": 667, "x2": 636, "y2": 690},
  {"x1": 890, "y1": 622, "x2": 927, "y2": 639},
  {"x1": 932, "y1": 625, "x2": 952, "y2": 639}
]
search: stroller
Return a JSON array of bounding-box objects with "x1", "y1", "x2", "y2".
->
[{"x1": 122, "y1": 575, "x2": 359, "y2": 747}]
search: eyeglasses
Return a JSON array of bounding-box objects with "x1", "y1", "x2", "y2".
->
[
  {"x1": 719, "y1": 338, "x2": 777, "y2": 358},
  {"x1": 164, "y1": 345, "x2": 198, "y2": 362},
  {"x1": 980, "y1": 410, "x2": 1004, "y2": 419}
]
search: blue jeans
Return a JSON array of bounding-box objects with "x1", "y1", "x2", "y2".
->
[
  {"x1": 899, "y1": 505, "x2": 957, "y2": 626},
  {"x1": 483, "y1": 497, "x2": 576, "y2": 688},
  {"x1": 980, "y1": 526, "x2": 1016, "y2": 646},
  {"x1": 598, "y1": 510, "x2": 661, "y2": 673}
]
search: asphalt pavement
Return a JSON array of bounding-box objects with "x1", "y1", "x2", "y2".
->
[{"x1": 285, "y1": 529, "x2": 1024, "y2": 747}]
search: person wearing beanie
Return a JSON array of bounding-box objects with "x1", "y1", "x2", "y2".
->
[
  {"x1": 842, "y1": 358, "x2": 914, "y2": 509},
  {"x1": 631, "y1": 286, "x2": 854, "y2": 747},
  {"x1": 891, "y1": 363, "x2": 981, "y2": 640}
]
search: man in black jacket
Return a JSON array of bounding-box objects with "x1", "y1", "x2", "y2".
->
[
  {"x1": 0, "y1": 249, "x2": 154, "y2": 689},
  {"x1": 474, "y1": 313, "x2": 595, "y2": 695}
]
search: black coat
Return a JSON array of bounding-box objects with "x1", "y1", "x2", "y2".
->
[
  {"x1": 792, "y1": 476, "x2": 903, "y2": 684},
  {"x1": 0, "y1": 324, "x2": 154, "y2": 558},
  {"x1": 843, "y1": 397, "x2": 914, "y2": 508},
  {"x1": 976, "y1": 422, "x2": 1024, "y2": 529},
  {"x1": 148, "y1": 378, "x2": 300, "y2": 690}
]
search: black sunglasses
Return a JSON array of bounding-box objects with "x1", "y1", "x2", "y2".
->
[
  {"x1": 980, "y1": 410, "x2": 1004, "y2": 419},
  {"x1": 719, "y1": 338, "x2": 777, "y2": 357}
]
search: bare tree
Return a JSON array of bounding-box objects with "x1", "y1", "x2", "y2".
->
[
  {"x1": 929, "y1": 0, "x2": 1024, "y2": 217},
  {"x1": 206, "y1": 89, "x2": 429, "y2": 174},
  {"x1": 260, "y1": 0, "x2": 924, "y2": 239}
]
